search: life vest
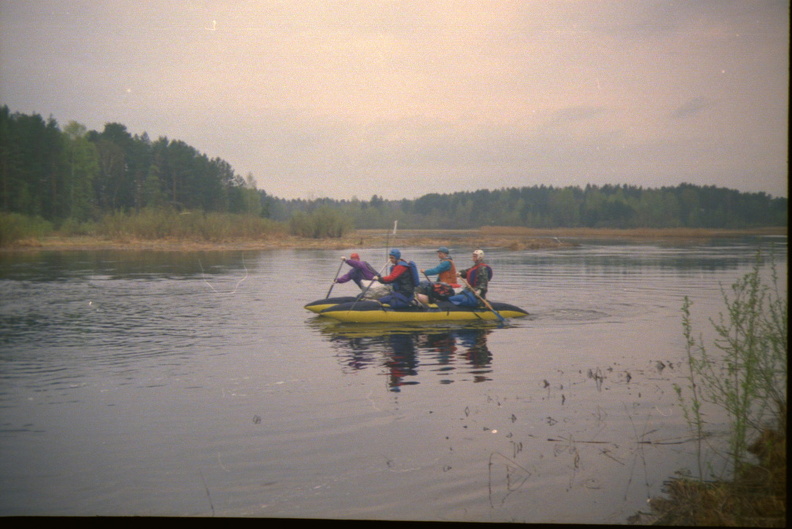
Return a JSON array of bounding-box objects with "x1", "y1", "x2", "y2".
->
[
  {"x1": 429, "y1": 282, "x2": 455, "y2": 301},
  {"x1": 406, "y1": 260, "x2": 421, "y2": 287},
  {"x1": 463, "y1": 263, "x2": 492, "y2": 295},
  {"x1": 437, "y1": 258, "x2": 457, "y2": 285},
  {"x1": 390, "y1": 259, "x2": 419, "y2": 296}
]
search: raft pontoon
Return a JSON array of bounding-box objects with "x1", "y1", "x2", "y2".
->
[{"x1": 314, "y1": 300, "x2": 529, "y2": 323}]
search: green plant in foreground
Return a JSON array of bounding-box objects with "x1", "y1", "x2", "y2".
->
[
  {"x1": 677, "y1": 295, "x2": 707, "y2": 479},
  {"x1": 674, "y1": 250, "x2": 787, "y2": 480}
]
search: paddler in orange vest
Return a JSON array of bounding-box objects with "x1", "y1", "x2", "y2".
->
[
  {"x1": 416, "y1": 246, "x2": 459, "y2": 304},
  {"x1": 421, "y1": 246, "x2": 458, "y2": 285}
]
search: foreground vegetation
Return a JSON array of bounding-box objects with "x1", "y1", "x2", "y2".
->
[{"x1": 638, "y1": 251, "x2": 786, "y2": 526}]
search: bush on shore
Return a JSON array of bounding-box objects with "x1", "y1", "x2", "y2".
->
[
  {"x1": 0, "y1": 212, "x2": 54, "y2": 246},
  {"x1": 1, "y1": 210, "x2": 289, "y2": 246},
  {"x1": 643, "y1": 250, "x2": 787, "y2": 526},
  {"x1": 90, "y1": 209, "x2": 287, "y2": 241},
  {"x1": 289, "y1": 206, "x2": 353, "y2": 238}
]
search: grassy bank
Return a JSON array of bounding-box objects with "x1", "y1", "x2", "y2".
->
[
  {"x1": 642, "y1": 450, "x2": 786, "y2": 526},
  {"x1": 1, "y1": 219, "x2": 786, "y2": 253},
  {"x1": 478, "y1": 225, "x2": 788, "y2": 239}
]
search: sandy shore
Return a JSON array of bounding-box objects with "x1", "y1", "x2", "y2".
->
[{"x1": 2, "y1": 226, "x2": 786, "y2": 252}]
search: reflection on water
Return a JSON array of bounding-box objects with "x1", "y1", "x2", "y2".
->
[
  {"x1": 0, "y1": 249, "x2": 256, "y2": 282},
  {"x1": 314, "y1": 321, "x2": 497, "y2": 391},
  {"x1": 0, "y1": 238, "x2": 786, "y2": 521}
]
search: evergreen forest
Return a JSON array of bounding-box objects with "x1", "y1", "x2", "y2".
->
[{"x1": 1, "y1": 107, "x2": 787, "y2": 236}]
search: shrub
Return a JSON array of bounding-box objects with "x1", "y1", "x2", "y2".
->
[
  {"x1": 90, "y1": 209, "x2": 287, "y2": 241},
  {"x1": 0, "y1": 213, "x2": 53, "y2": 246},
  {"x1": 675, "y1": 249, "x2": 787, "y2": 479},
  {"x1": 289, "y1": 206, "x2": 353, "y2": 238}
]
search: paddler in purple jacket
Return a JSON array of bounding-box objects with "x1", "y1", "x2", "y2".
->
[{"x1": 335, "y1": 253, "x2": 379, "y2": 289}]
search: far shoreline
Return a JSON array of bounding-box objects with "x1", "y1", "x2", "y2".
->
[{"x1": 2, "y1": 226, "x2": 786, "y2": 253}]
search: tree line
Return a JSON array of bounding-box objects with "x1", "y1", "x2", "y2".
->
[
  {"x1": 346, "y1": 183, "x2": 785, "y2": 230},
  {"x1": 0, "y1": 106, "x2": 262, "y2": 224},
  {"x1": 1, "y1": 107, "x2": 787, "y2": 234},
  {"x1": 268, "y1": 183, "x2": 787, "y2": 231}
]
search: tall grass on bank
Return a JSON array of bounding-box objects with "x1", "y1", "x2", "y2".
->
[
  {"x1": 289, "y1": 206, "x2": 353, "y2": 238},
  {"x1": 3, "y1": 207, "x2": 357, "y2": 245},
  {"x1": 90, "y1": 209, "x2": 288, "y2": 241},
  {"x1": 1, "y1": 210, "x2": 289, "y2": 246},
  {"x1": 0, "y1": 212, "x2": 54, "y2": 246}
]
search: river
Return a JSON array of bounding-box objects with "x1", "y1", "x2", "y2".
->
[{"x1": 0, "y1": 235, "x2": 785, "y2": 523}]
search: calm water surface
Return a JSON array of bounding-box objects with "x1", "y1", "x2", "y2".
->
[{"x1": 0, "y1": 236, "x2": 786, "y2": 523}]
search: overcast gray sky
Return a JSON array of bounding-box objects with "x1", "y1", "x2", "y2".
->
[{"x1": 1, "y1": 1, "x2": 788, "y2": 200}]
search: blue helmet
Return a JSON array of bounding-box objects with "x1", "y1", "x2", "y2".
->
[{"x1": 389, "y1": 248, "x2": 401, "y2": 259}]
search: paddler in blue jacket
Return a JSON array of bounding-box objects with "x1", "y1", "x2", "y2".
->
[{"x1": 374, "y1": 249, "x2": 416, "y2": 309}]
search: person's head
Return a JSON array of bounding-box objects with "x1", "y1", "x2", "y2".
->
[
  {"x1": 437, "y1": 246, "x2": 450, "y2": 258},
  {"x1": 472, "y1": 249, "x2": 484, "y2": 263},
  {"x1": 350, "y1": 253, "x2": 360, "y2": 261},
  {"x1": 389, "y1": 248, "x2": 401, "y2": 262}
]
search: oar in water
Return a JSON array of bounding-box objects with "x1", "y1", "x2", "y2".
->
[
  {"x1": 325, "y1": 257, "x2": 346, "y2": 298},
  {"x1": 458, "y1": 276, "x2": 506, "y2": 324}
]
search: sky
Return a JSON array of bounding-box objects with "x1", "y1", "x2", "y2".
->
[{"x1": 1, "y1": 1, "x2": 788, "y2": 200}]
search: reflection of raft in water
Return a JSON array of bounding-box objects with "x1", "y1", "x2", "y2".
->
[{"x1": 313, "y1": 299, "x2": 529, "y2": 323}]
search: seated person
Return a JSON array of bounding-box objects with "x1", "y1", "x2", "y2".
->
[
  {"x1": 449, "y1": 249, "x2": 492, "y2": 308},
  {"x1": 417, "y1": 246, "x2": 458, "y2": 304},
  {"x1": 375, "y1": 249, "x2": 416, "y2": 309}
]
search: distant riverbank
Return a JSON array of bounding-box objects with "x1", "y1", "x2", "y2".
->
[{"x1": 2, "y1": 226, "x2": 785, "y2": 253}]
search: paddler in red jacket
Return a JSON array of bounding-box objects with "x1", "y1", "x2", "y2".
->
[{"x1": 374, "y1": 248, "x2": 416, "y2": 309}]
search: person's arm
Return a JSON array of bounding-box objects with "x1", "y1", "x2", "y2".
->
[
  {"x1": 422, "y1": 260, "x2": 450, "y2": 276},
  {"x1": 378, "y1": 265, "x2": 407, "y2": 283},
  {"x1": 475, "y1": 266, "x2": 489, "y2": 294}
]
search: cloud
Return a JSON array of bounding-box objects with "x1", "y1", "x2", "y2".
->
[
  {"x1": 671, "y1": 96, "x2": 712, "y2": 119},
  {"x1": 0, "y1": 0, "x2": 787, "y2": 199}
]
